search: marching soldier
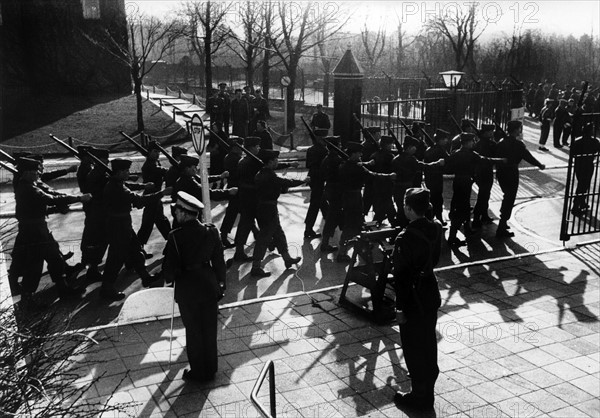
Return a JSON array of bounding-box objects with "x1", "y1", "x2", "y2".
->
[
  {"x1": 495, "y1": 121, "x2": 545, "y2": 238},
  {"x1": 424, "y1": 129, "x2": 450, "y2": 225},
  {"x1": 304, "y1": 128, "x2": 329, "y2": 239},
  {"x1": 207, "y1": 123, "x2": 228, "y2": 187},
  {"x1": 362, "y1": 126, "x2": 381, "y2": 217},
  {"x1": 472, "y1": 125, "x2": 498, "y2": 228},
  {"x1": 165, "y1": 146, "x2": 188, "y2": 188},
  {"x1": 220, "y1": 137, "x2": 244, "y2": 247},
  {"x1": 100, "y1": 158, "x2": 170, "y2": 301},
  {"x1": 369, "y1": 135, "x2": 396, "y2": 225},
  {"x1": 76, "y1": 145, "x2": 94, "y2": 193},
  {"x1": 450, "y1": 119, "x2": 476, "y2": 152},
  {"x1": 250, "y1": 150, "x2": 305, "y2": 277},
  {"x1": 445, "y1": 133, "x2": 505, "y2": 247},
  {"x1": 571, "y1": 123, "x2": 600, "y2": 215},
  {"x1": 14, "y1": 157, "x2": 91, "y2": 309},
  {"x1": 410, "y1": 122, "x2": 428, "y2": 188},
  {"x1": 137, "y1": 141, "x2": 171, "y2": 258},
  {"x1": 162, "y1": 191, "x2": 226, "y2": 383},
  {"x1": 320, "y1": 136, "x2": 345, "y2": 253},
  {"x1": 218, "y1": 83, "x2": 231, "y2": 135}
]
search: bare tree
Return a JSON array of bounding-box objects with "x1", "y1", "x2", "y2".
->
[
  {"x1": 360, "y1": 23, "x2": 386, "y2": 75},
  {"x1": 316, "y1": 23, "x2": 334, "y2": 106},
  {"x1": 425, "y1": 3, "x2": 487, "y2": 72},
  {"x1": 261, "y1": 1, "x2": 275, "y2": 99},
  {"x1": 270, "y1": 1, "x2": 350, "y2": 130},
  {"x1": 182, "y1": 1, "x2": 233, "y2": 95},
  {"x1": 83, "y1": 10, "x2": 186, "y2": 132},
  {"x1": 393, "y1": 17, "x2": 416, "y2": 76}
]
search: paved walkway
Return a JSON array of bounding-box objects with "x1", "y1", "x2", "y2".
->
[{"x1": 53, "y1": 242, "x2": 598, "y2": 418}]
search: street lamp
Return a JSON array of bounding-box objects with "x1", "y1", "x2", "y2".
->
[{"x1": 439, "y1": 70, "x2": 465, "y2": 90}]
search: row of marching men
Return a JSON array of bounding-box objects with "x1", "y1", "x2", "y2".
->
[{"x1": 302, "y1": 118, "x2": 546, "y2": 262}]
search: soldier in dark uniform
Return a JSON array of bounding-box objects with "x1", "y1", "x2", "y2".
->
[
  {"x1": 561, "y1": 98, "x2": 576, "y2": 146},
  {"x1": 495, "y1": 121, "x2": 546, "y2": 238},
  {"x1": 250, "y1": 150, "x2": 305, "y2": 277},
  {"x1": 320, "y1": 136, "x2": 345, "y2": 253},
  {"x1": 100, "y1": 159, "x2": 170, "y2": 301},
  {"x1": 172, "y1": 154, "x2": 234, "y2": 229},
  {"x1": 207, "y1": 122, "x2": 228, "y2": 187},
  {"x1": 76, "y1": 145, "x2": 94, "y2": 193},
  {"x1": 310, "y1": 104, "x2": 331, "y2": 132},
  {"x1": 445, "y1": 133, "x2": 505, "y2": 247},
  {"x1": 304, "y1": 128, "x2": 329, "y2": 239},
  {"x1": 424, "y1": 129, "x2": 450, "y2": 225},
  {"x1": 392, "y1": 188, "x2": 442, "y2": 411},
  {"x1": 526, "y1": 83, "x2": 536, "y2": 117},
  {"x1": 450, "y1": 119, "x2": 476, "y2": 152},
  {"x1": 472, "y1": 124, "x2": 498, "y2": 228},
  {"x1": 571, "y1": 123, "x2": 600, "y2": 215},
  {"x1": 206, "y1": 88, "x2": 224, "y2": 130},
  {"x1": 256, "y1": 120, "x2": 274, "y2": 150},
  {"x1": 14, "y1": 158, "x2": 91, "y2": 309},
  {"x1": 538, "y1": 99, "x2": 555, "y2": 151},
  {"x1": 336, "y1": 142, "x2": 396, "y2": 262},
  {"x1": 80, "y1": 148, "x2": 111, "y2": 282},
  {"x1": 533, "y1": 83, "x2": 546, "y2": 118},
  {"x1": 137, "y1": 141, "x2": 171, "y2": 257},
  {"x1": 165, "y1": 146, "x2": 188, "y2": 189},
  {"x1": 369, "y1": 135, "x2": 396, "y2": 225},
  {"x1": 362, "y1": 126, "x2": 381, "y2": 217},
  {"x1": 231, "y1": 89, "x2": 250, "y2": 138},
  {"x1": 251, "y1": 89, "x2": 269, "y2": 134},
  {"x1": 220, "y1": 137, "x2": 244, "y2": 247},
  {"x1": 392, "y1": 137, "x2": 444, "y2": 228},
  {"x1": 553, "y1": 99, "x2": 569, "y2": 148},
  {"x1": 162, "y1": 191, "x2": 226, "y2": 383},
  {"x1": 218, "y1": 83, "x2": 231, "y2": 135},
  {"x1": 411, "y1": 122, "x2": 429, "y2": 188}
]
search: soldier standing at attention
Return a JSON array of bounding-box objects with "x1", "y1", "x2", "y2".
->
[
  {"x1": 319, "y1": 136, "x2": 345, "y2": 253},
  {"x1": 218, "y1": 83, "x2": 231, "y2": 135},
  {"x1": 250, "y1": 150, "x2": 305, "y2": 277},
  {"x1": 100, "y1": 159, "x2": 170, "y2": 301},
  {"x1": 424, "y1": 129, "x2": 450, "y2": 226},
  {"x1": 304, "y1": 128, "x2": 329, "y2": 239},
  {"x1": 162, "y1": 191, "x2": 226, "y2": 383},
  {"x1": 553, "y1": 99, "x2": 569, "y2": 149},
  {"x1": 256, "y1": 120, "x2": 274, "y2": 150},
  {"x1": 231, "y1": 88, "x2": 250, "y2": 138},
  {"x1": 206, "y1": 88, "x2": 224, "y2": 130},
  {"x1": 495, "y1": 121, "x2": 545, "y2": 238},
  {"x1": 392, "y1": 188, "x2": 442, "y2": 411},
  {"x1": 538, "y1": 99, "x2": 554, "y2": 151},
  {"x1": 310, "y1": 103, "x2": 331, "y2": 132},
  {"x1": 14, "y1": 158, "x2": 91, "y2": 309},
  {"x1": 165, "y1": 146, "x2": 187, "y2": 189},
  {"x1": 137, "y1": 141, "x2": 170, "y2": 258},
  {"x1": 472, "y1": 124, "x2": 498, "y2": 228}
]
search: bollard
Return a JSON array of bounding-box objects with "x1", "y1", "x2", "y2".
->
[
  {"x1": 179, "y1": 89, "x2": 182, "y2": 99},
  {"x1": 193, "y1": 93, "x2": 196, "y2": 105},
  {"x1": 289, "y1": 132, "x2": 294, "y2": 150},
  {"x1": 153, "y1": 85, "x2": 156, "y2": 94}
]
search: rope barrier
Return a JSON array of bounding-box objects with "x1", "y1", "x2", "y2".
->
[
  {"x1": 146, "y1": 126, "x2": 185, "y2": 140},
  {"x1": 268, "y1": 126, "x2": 292, "y2": 139},
  {"x1": 0, "y1": 142, "x2": 57, "y2": 149}
]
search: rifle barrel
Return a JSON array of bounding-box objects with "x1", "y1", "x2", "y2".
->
[
  {"x1": 119, "y1": 131, "x2": 149, "y2": 156},
  {"x1": 0, "y1": 160, "x2": 17, "y2": 175},
  {"x1": 300, "y1": 116, "x2": 318, "y2": 144},
  {"x1": 352, "y1": 113, "x2": 379, "y2": 149},
  {"x1": 49, "y1": 134, "x2": 81, "y2": 159},
  {"x1": 0, "y1": 148, "x2": 16, "y2": 164}
]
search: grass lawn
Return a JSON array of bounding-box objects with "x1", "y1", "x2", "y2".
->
[{"x1": 1, "y1": 94, "x2": 187, "y2": 155}]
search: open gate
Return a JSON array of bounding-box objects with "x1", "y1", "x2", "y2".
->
[{"x1": 560, "y1": 116, "x2": 600, "y2": 242}]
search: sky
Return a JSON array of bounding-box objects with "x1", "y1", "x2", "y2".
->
[{"x1": 132, "y1": 0, "x2": 600, "y2": 38}]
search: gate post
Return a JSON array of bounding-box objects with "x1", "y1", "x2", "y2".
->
[{"x1": 333, "y1": 48, "x2": 363, "y2": 147}]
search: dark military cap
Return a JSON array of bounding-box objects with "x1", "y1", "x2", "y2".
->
[
  {"x1": 325, "y1": 135, "x2": 341, "y2": 145},
  {"x1": 480, "y1": 124, "x2": 495, "y2": 135},
  {"x1": 218, "y1": 82, "x2": 227, "y2": 87},
  {"x1": 89, "y1": 147, "x2": 109, "y2": 159},
  {"x1": 179, "y1": 155, "x2": 199, "y2": 167},
  {"x1": 434, "y1": 129, "x2": 450, "y2": 141},
  {"x1": 404, "y1": 187, "x2": 432, "y2": 214},
  {"x1": 460, "y1": 133, "x2": 476, "y2": 144},
  {"x1": 507, "y1": 120, "x2": 523, "y2": 133},
  {"x1": 147, "y1": 140, "x2": 160, "y2": 151},
  {"x1": 461, "y1": 119, "x2": 475, "y2": 130},
  {"x1": 258, "y1": 149, "x2": 280, "y2": 163},
  {"x1": 403, "y1": 136, "x2": 420, "y2": 149},
  {"x1": 17, "y1": 157, "x2": 40, "y2": 172},
  {"x1": 172, "y1": 146, "x2": 187, "y2": 157},
  {"x1": 111, "y1": 158, "x2": 132, "y2": 171},
  {"x1": 366, "y1": 126, "x2": 381, "y2": 133},
  {"x1": 411, "y1": 121, "x2": 424, "y2": 131},
  {"x1": 380, "y1": 135, "x2": 395, "y2": 145},
  {"x1": 228, "y1": 136, "x2": 244, "y2": 148},
  {"x1": 244, "y1": 136, "x2": 261, "y2": 147},
  {"x1": 13, "y1": 151, "x2": 33, "y2": 160},
  {"x1": 174, "y1": 191, "x2": 204, "y2": 213},
  {"x1": 77, "y1": 145, "x2": 92, "y2": 154},
  {"x1": 314, "y1": 128, "x2": 329, "y2": 137},
  {"x1": 346, "y1": 142, "x2": 364, "y2": 154},
  {"x1": 234, "y1": 88, "x2": 243, "y2": 93}
]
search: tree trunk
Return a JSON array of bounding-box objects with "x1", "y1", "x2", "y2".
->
[
  {"x1": 205, "y1": 37, "x2": 212, "y2": 95},
  {"x1": 133, "y1": 75, "x2": 144, "y2": 133},
  {"x1": 286, "y1": 67, "x2": 297, "y2": 130},
  {"x1": 323, "y1": 66, "x2": 330, "y2": 106},
  {"x1": 262, "y1": 50, "x2": 270, "y2": 99}
]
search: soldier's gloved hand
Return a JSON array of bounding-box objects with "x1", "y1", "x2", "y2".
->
[
  {"x1": 162, "y1": 186, "x2": 174, "y2": 196},
  {"x1": 220, "y1": 171, "x2": 230, "y2": 179},
  {"x1": 68, "y1": 164, "x2": 78, "y2": 173},
  {"x1": 228, "y1": 187, "x2": 238, "y2": 196},
  {"x1": 79, "y1": 193, "x2": 92, "y2": 203}
]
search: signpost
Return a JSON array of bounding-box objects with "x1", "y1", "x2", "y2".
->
[
  {"x1": 281, "y1": 75, "x2": 291, "y2": 136},
  {"x1": 190, "y1": 114, "x2": 212, "y2": 223}
]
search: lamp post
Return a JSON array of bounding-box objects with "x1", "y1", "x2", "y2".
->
[
  {"x1": 439, "y1": 70, "x2": 465, "y2": 90},
  {"x1": 190, "y1": 113, "x2": 212, "y2": 223}
]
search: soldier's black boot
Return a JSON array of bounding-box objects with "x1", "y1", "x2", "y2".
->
[
  {"x1": 86, "y1": 265, "x2": 102, "y2": 283},
  {"x1": 447, "y1": 226, "x2": 466, "y2": 247},
  {"x1": 283, "y1": 253, "x2": 301, "y2": 269},
  {"x1": 496, "y1": 220, "x2": 515, "y2": 238},
  {"x1": 8, "y1": 274, "x2": 22, "y2": 296},
  {"x1": 141, "y1": 272, "x2": 163, "y2": 288}
]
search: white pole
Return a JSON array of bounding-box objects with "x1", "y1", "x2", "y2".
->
[
  {"x1": 168, "y1": 282, "x2": 176, "y2": 366},
  {"x1": 284, "y1": 87, "x2": 288, "y2": 135},
  {"x1": 199, "y1": 151, "x2": 212, "y2": 223}
]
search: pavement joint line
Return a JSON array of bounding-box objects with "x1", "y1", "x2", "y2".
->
[{"x1": 50, "y1": 239, "x2": 600, "y2": 336}]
